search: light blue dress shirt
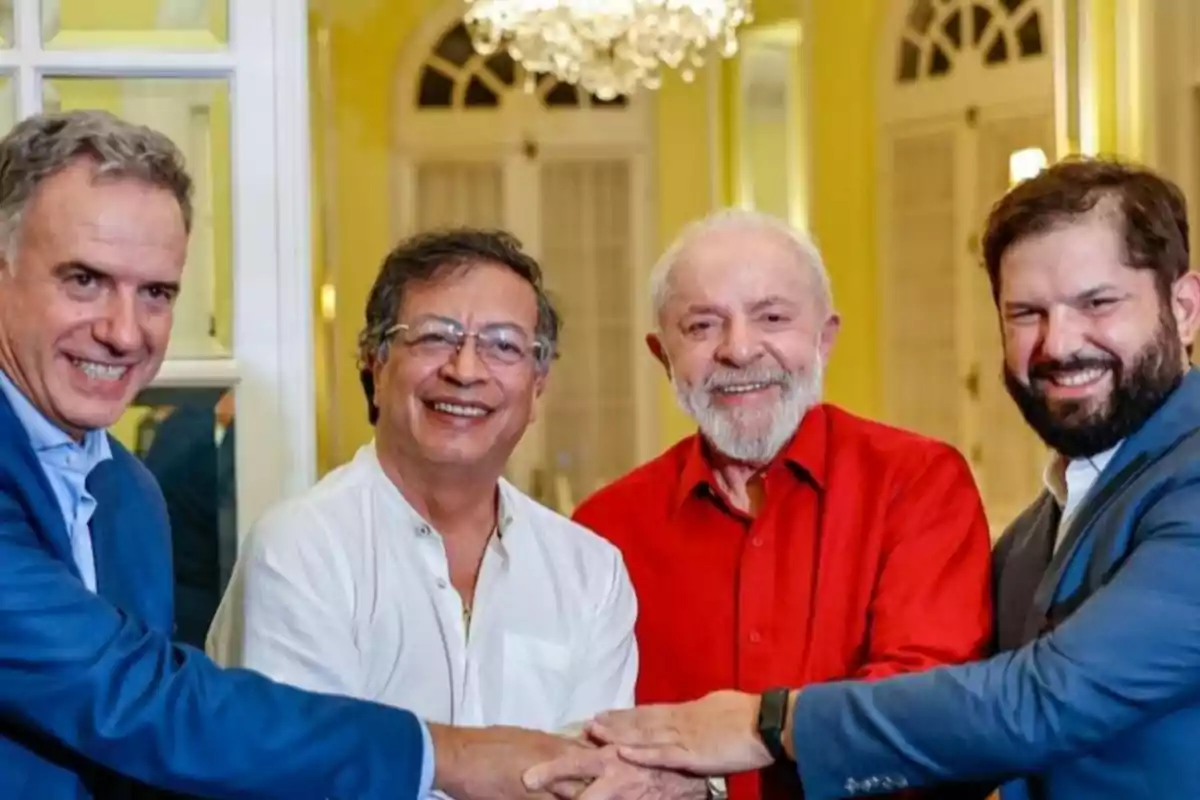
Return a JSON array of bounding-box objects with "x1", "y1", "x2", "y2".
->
[{"x1": 0, "y1": 368, "x2": 111, "y2": 591}]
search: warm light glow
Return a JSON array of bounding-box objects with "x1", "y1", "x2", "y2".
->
[
  {"x1": 320, "y1": 283, "x2": 337, "y2": 321},
  {"x1": 463, "y1": 0, "x2": 752, "y2": 100},
  {"x1": 1009, "y1": 147, "x2": 1048, "y2": 185}
]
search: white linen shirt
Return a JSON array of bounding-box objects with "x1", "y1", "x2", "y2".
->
[{"x1": 206, "y1": 442, "x2": 638, "y2": 732}]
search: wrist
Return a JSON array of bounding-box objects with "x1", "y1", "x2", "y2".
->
[
  {"x1": 781, "y1": 690, "x2": 799, "y2": 761},
  {"x1": 755, "y1": 687, "x2": 792, "y2": 764}
]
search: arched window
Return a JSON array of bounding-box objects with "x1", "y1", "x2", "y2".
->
[
  {"x1": 896, "y1": 0, "x2": 1045, "y2": 84},
  {"x1": 415, "y1": 22, "x2": 630, "y2": 111}
]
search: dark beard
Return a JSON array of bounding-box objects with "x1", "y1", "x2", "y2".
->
[{"x1": 1004, "y1": 317, "x2": 1185, "y2": 459}]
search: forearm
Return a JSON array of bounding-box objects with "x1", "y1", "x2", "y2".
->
[{"x1": 4, "y1": 608, "x2": 423, "y2": 798}]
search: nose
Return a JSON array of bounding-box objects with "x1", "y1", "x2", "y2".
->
[
  {"x1": 92, "y1": 292, "x2": 143, "y2": 355},
  {"x1": 438, "y1": 334, "x2": 488, "y2": 385},
  {"x1": 714, "y1": 317, "x2": 763, "y2": 367},
  {"x1": 1038, "y1": 306, "x2": 1087, "y2": 362}
]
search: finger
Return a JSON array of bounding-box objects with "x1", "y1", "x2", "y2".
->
[
  {"x1": 587, "y1": 719, "x2": 681, "y2": 748},
  {"x1": 540, "y1": 778, "x2": 592, "y2": 800},
  {"x1": 578, "y1": 773, "x2": 631, "y2": 800},
  {"x1": 524, "y1": 749, "x2": 608, "y2": 791},
  {"x1": 616, "y1": 744, "x2": 699, "y2": 773}
]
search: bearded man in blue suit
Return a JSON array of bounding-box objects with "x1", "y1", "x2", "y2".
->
[
  {"x1": 525, "y1": 159, "x2": 1200, "y2": 800},
  {"x1": 0, "y1": 109, "x2": 589, "y2": 799}
]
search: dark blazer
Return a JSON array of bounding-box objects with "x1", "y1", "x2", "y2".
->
[
  {"x1": 141, "y1": 403, "x2": 236, "y2": 648},
  {"x1": 789, "y1": 368, "x2": 1200, "y2": 800},
  {"x1": 0, "y1": 388, "x2": 425, "y2": 799}
]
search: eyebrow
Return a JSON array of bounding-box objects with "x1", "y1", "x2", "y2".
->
[
  {"x1": 412, "y1": 313, "x2": 530, "y2": 333},
  {"x1": 748, "y1": 295, "x2": 797, "y2": 312}
]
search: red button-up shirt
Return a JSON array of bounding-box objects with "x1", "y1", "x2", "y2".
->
[{"x1": 573, "y1": 404, "x2": 993, "y2": 800}]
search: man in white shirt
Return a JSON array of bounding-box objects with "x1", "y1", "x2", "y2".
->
[{"x1": 207, "y1": 228, "x2": 640, "y2": 738}]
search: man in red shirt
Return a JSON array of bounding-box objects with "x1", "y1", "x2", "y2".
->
[{"x1": 571, "y1": 209, "x2": 994, "y2": 800}]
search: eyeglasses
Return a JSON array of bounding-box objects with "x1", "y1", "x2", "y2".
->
[{"x1": 384, "y1": 318, "x2": 551, "y2": 368}]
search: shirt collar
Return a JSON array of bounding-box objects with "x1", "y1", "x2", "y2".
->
[
  {"x1": 1042, "y1": 441, "x2": 1122, "y2": 509},
  {"x1": 674, "y1": 403, "x2": 829, "y2": 511},
  {"x1": 0, "y1": 366, "x2": 112, "y2": 466},
  {"x1": 363, "y1": 440, "x2": 517, "y2": 540}
]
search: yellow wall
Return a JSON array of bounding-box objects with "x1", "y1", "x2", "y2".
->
[
  {"x1": 806, "y1": 1, "x2": 884, "y2": 420},
  {"x1": 309, "y1": 0, "x2": 887, "y2": 469}
]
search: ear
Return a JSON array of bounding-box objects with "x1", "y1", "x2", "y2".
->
[
  {"x1": 1171, "y1": 272, "x2": 1200, "y2": 355},
  {"x1": 529, "y1": 370, "x2": 548, "y2": 424},
  {"x1": 646, "y1": 333, "x2": 671, "y2": 377},
  {"x1": 818, "y1": 313, "x2": 841, "y2": 362}
]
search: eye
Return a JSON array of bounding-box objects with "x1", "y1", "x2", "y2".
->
[
  {"x1": 760, "y1": 312, "x2": 791, "y2": 325},
  {"x1": 1086, "y1": 297, "x2": 1118, "y2": 311},
  {"x1": 684, "y1": 320, "x2": 714, "y2": 334},
  {"x1": 143, "y1": 285, "x2": 177, "y2": 304}
]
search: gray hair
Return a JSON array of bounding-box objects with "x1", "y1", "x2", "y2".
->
[
  {"x1": 649, "y1": 208, "x2": 833, "y2": 327},
  {"x1": 0, "y1": 110, "x2": 193, "y2": 260}
]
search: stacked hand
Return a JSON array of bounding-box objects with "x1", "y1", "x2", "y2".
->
[
  {"x1": 433, "y1": 690, "x2": 777, "y2": 800},
  {"x1": 522, "y1": 690, "x2": 777, "y2": 800}
]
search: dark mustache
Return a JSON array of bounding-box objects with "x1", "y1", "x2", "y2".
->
[{"x1": 1028, "y1": 356, "x2": 1117, "y2": 381}]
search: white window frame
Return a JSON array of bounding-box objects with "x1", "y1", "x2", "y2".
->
[{"x1": 0, "y1": 0, "x2": 315, "y2": 542}]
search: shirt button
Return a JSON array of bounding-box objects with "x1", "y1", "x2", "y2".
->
[
  {"x1": 418, "y1": 525, "x2": 431, "y2": 536},
  {"x1": 751, "y1": 536, "x2": 764, "y2": 547},
  {"x1": 436, "y1": 578, "x2": 447, "y2": 589},
  {"x1": 749, "y1": 631, "x2": 762, "y2": 644}
]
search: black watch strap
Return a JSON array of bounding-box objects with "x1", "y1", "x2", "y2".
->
[{"x1": 756, "y1": 687, "x2": 791, "y2": 763}]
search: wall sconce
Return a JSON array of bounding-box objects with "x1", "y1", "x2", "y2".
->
[
  {"x1": 320, "y1": 283, "x2": 337, "y2": 321},
  {"x1": 1009, "y1": 147, "x2": 1048, "y2": 186}
]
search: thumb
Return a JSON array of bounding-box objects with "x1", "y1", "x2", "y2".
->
[
  {"x1": 524, "y1": 751, "x2": 598, "y2": 791},
  {"x1": 616, "y1": 744, "x2": 696, "y2": 772}
]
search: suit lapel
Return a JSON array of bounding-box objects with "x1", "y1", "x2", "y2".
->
[
  {"x1": 0, "y1": 390, "x2": 80, "y2": 575},
  {"x1": 996, "y1": 495, "x2": 1059, "y2": 648},
  {"x1": 87, "y1": 457, "x2": 141, "y2": 618},
  {"x1": 1027, "y1": 369, "x2": 1200, "y2": 634}
]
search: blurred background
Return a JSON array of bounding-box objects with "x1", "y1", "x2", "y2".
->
[{"x1": 4, "y1": 0, "x2": 1192, "y2": 644}]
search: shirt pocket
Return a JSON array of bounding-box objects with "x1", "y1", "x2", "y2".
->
[{"x1": 500, "y1": 632, "x2": 573, "y2": 730}]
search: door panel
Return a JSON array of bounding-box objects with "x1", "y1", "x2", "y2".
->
[{"x1": 972, "y1": 110, "x2": 1055, "y2": 532}]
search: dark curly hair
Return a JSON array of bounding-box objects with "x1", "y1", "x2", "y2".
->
[{"x1": 982, "y1": 156, "x2": 1190, "y2": 304}]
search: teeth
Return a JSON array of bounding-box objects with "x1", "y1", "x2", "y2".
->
[
  {"x1": 1051, "y1": 368, "x2": 1106, "y2": 387},
  {"x1": 72, "y1": 358, "x2": 127, "y2": 382},
  {"x1": 432, "y1": 402, "x2": 487, "y2": 417},
  {"x1": 717, "y1": 382, "x2": 770, "y2": 394}
]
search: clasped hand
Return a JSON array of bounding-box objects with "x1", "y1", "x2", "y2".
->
[{"x1": 524, "y1": 691, "x2": 775, "y2": 800}]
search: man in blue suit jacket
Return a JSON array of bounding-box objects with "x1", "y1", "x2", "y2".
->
[
  {"x1": 523, "y1": 158, "x2": 1200, "y2": 800},
  {"x1": 0, "y1": 110, "x2": 586, "y2": 798}
]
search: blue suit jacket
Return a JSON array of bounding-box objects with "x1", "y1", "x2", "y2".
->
[
  {"x1": 0, "y1": 390, "x2": 425, "y2": 799},
  {"x1": 792, "y1": 368, "x2": 1200, "y2": 800}
]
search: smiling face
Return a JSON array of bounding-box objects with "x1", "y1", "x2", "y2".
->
[
  {"x1": 372, "y1": 261, "x2": 545, "y2": 475},
  {"x1": 999, "y1": 210, "x2": 1200, "y2": 458},
  {"x1": 0, "y1": 159, "x2": 186, "y2": 438},
  {"x1": 651, "y1": 225, "x2": 839, "y2": 464}
]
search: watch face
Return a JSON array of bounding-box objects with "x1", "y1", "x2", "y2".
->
[{"x1": 706, "y1": 777, "x2": 729, "y2": 800}]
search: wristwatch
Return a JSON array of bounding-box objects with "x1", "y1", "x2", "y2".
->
[
  {"x1": 704, "y1": 777, "x2": 728, "y2": 800},
  {"x1": 756, "y1": 687, "x2": 792, "y2": 763}
]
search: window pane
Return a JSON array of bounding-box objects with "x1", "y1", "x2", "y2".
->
[
  {"x1": 0, "y1": 76, "x2": 14, "y2": 136},
  {"x1": 44, "y1": 77, "x2": 233, "y2": 358},
  {"x1": 109, "y1": 387, "x2": 237, "y2": 648},
  {"x1": 0, "y1": 3, "x2": 11, "y2": 48},
  {"x1": 41, "y1": 0, "x2": 228, "y2": 50}
]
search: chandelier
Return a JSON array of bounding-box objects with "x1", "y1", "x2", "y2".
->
[{"x1": 463, "y1": 1, "x2": 753, "y2": 101}]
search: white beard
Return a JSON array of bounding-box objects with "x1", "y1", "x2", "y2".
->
[{"x1": 671, "y1": 353, "x2": 825, "y2": 464}]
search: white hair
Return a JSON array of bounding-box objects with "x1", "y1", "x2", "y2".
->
[{"x1": 648, "y1": 208, "x2": 833, "y2": 327}]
